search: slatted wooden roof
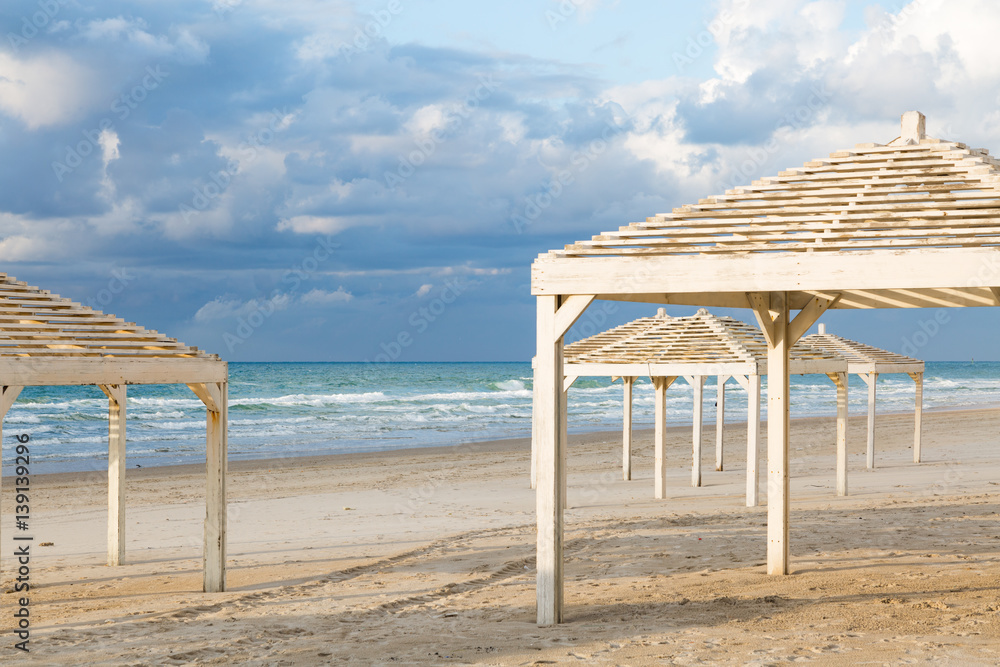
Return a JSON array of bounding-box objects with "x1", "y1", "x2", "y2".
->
[
  {"x1": 799, "y1": 330, "x2": 924, "y2": 375},
  {"x1": 553, "y1": 136, "x2": 1000, "y2": 258},
  {"x1": 531, "y1": 112, "x2": 1000, "y2": 309},
  {"x1": 563, "y1": 309, "x2": 846, "y2": 377},
  {"x1": 0, "y1": 273, "x2": 225, "y2": 386}
]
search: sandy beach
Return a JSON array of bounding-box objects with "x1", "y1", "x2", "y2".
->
[{"x1": 3, "y1": 406, "x2": 1000, "y2": 665}]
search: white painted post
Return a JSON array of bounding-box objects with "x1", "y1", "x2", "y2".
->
[
  {"x1": 866, "y1": 373, "x2": 878, "y2": 469},
  {"x1": 204, "y1": 381, "x2": 227, "y2": 593},
  {"x1": 560, "y1": 382, "x2": 568, "y2": 511},
  {"x1": 101, "y1": 384, "x2": 127, "y2": 567},
  {"x1": 716, "y1": 377, "x2": 727, "y2": 471},
  {"x1": 746, "y1": 374, "x2": 761, "y2": 507},
  {"x1": 691, "y1": 376, "x2": 705, "y2": 487},
  {"x1": 530, "y1": 358, "x2": 538, "y2": 489},
  {"x1": 912, "y1": 372, "x2": 923, "y2": 463},
  {"x1": 623, "y1": 377, "x2": 634, "y2": 481},
  {"x1": 654, "y1": 377, "x2": 667, "y2": 499},
  {"x1": 766, "y1": 292, "x2": 791, "y2": 576},
  {"x1": 536, "y1": 295, "x2": 564, "y2": 626},
  {"x1": 834, "y1": 373, "x2": 848, "y2": 497}
]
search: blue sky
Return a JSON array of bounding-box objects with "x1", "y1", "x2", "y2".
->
[{"x1": 2, "y1": 0, "x2": 1000, "y2": 361}]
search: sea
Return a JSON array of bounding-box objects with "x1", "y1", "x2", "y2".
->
[{"x1": 1, "y1": 361, "x2": 997, "y2": 476}]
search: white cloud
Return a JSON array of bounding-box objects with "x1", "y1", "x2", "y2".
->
[
  {"x1": 0, "y1": 52, "x2": 103, "y2": 129},
  {"x1": 194, "y1": 294, "x2": 291, "y2": 322},
  {"x1": 301, "y1": 287, "x2": 353, "y2": 305},
  {"x1": 414, "y1": 284, "x2": 433, "y2": 298},
  {"x1": 277, "y1": 215, "x2": 352, "y2": 234}
]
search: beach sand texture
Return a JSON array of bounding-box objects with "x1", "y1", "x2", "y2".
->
[{"x1": 3, "y1": 407, "x2": 1000, "y2": 665}]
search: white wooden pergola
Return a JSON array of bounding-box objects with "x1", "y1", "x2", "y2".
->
[
  {"x1": 531, "y1": 308, "x2": 848, "y2": 506},
  {"x1": 531, "y1": 111, "x2": 1000, "y2": 625},
  {"x1": 800, "y1": 323, "x2": 924, "y2": 468},
  {"x1": 0, "y1": 274, "x2": 228, "y2": 592}
]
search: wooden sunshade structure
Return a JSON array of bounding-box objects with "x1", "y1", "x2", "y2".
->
[
  {"x1": 531, "y1": 111, "x2": 1000, "y2": 625},
  {"x1": 532, "y1": 308, "x2": 848, "y2": 506},
  {"x1": 0, "y1": 273, "x2": 228, "y2": 592},
  {"x1": 800, "y1": 323, "x2": 925, "y2": 468}
]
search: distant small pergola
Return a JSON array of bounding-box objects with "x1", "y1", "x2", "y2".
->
[
  {"x1": 0, "y1": 274, "x2": 228, "y2": 592},
  {"x1": 531, "y1": 111, "x2": 1000, "y2": 625},
  {"x1": 800, "y1": 324, "x2": 924, "y2": 468},
  {"x1": 531, "y1": 308, "x2": 848, "y2": 507}
]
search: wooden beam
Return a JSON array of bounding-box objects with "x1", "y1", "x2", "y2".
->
[
  {"x1": 746, "y1": 375, "x2": 761, "y2": 508},
  {"x1": 910, "y1": 372, "x2": 923, "y2": 463},
  {"x1": 99, "y1": 384, "x2": 127, "y2": 567},
  {"x1": 827, "y1": 373, "x2": 848, "y2": 497},
  {"x1": 989, "y1": 286, "x2": 1000, "y2": 306},
  {"x1": 187, "y1": 382, "x2": 219, "y2": 412},
  {"x1": 203, "y1": 381, "x2": 227, "y2": 593},
  {"x1": 531, "y1": 246, "x2": 1000, "y2": 297},
  {"x1": 716, "y1": 376, "x2": 728, "y2": 472},
  {"x1": 623, "y1": 377, "x2": 634, "y2": 481},
  {"x1": 536, "y1": 295, "x2": 564, "y2": 626},
  {"x1": 553, "y1": 294, "x2": 596, "y2": 339},
  {"x1": 767, "y1": 292, "x2": 791, "y2": 576},
  {"x1": 0, "y1": 357, "x2": 226, "y2": 386},
  {"x1": 788, "y1": 294, "x2": 841, "y2": 345},
  {"x1": 563, "y1": 375, "x2": 578, "y2": 392},
  {"x1": 748, "y1": 292, "x2": 775, "y2": 346}
]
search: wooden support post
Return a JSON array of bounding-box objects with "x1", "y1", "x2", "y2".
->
[
  {"x1": 745, "y1": 374, "x2": 761, "y2": 507},
  {"x1": 0, "y1": 385, "x2": 24, "y2": 572},
  {"x1": 623, "y1": 377, "x2": 634, "y2": 481},
  {"x1": 654, "y1": 377, "x2": 667, "y2": 499},
  {"x1": 862, "y1": 373, "x2": 878, "y2": 469},
  {"x1": 716, "y1": 376, "x2": 728, "y2": 471},
  {"x1": 910, "y1": 372, "x2": 923, "y2": 463},
  {"x1": 189, "y1": 381, "x2": 228, "y2": 593},
  {"x1": 753, "y1": 292, "x2": 792, "y2": 575},
  {"x1": 687, "y1": 376, "x2": 705, "y2": 487},
  {"x1": 534, "y1": 295, "x2": 592, "y2": 626},
  {"x1": 560, "y1": 382, "x2": 568, "y2": 511},
  {"x1": 99, "y1": 384, "x2": 127, "y2": 566},
  {"x1": 828, "y1": 373, "x2": 848, "y2": 497},
  {"x1": 530, "y1": 358, "x2": 538, "y2": 489},
  {"x1": 206, "y1": 381, "x2": 227, "y2": 593},
  {"x1": 652, "y1": 376, "x2": 677, "y2": 499}
]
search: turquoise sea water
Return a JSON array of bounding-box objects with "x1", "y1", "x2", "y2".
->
[{"x1": 1, "y1": 361, "x2": 997, "y2": 475}]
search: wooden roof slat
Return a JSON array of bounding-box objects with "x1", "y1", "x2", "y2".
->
[{"x1": 0, "y1": 277, "x2": 220, "y2": 362}]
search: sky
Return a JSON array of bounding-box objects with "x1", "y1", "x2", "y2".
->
[{"x1": 2, "y1": 0, "x2": 1000, "y2": 361}]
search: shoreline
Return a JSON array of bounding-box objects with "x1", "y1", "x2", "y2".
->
[{"x1": 9, "y1": 402, "x2": 993, "y2": 482}]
